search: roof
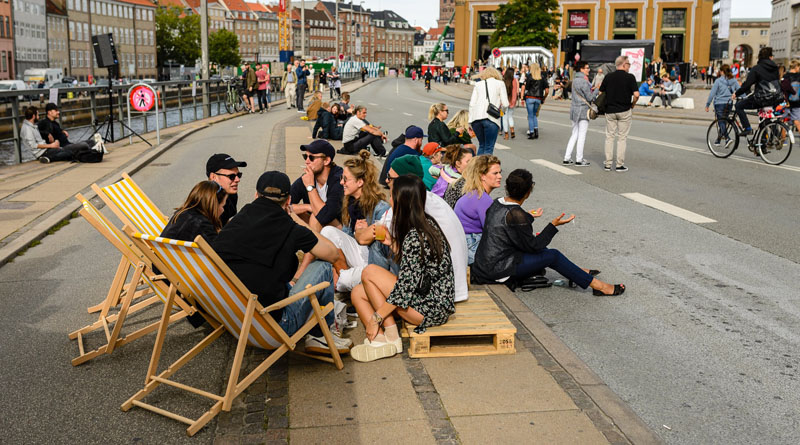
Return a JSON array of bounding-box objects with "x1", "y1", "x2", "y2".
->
[
  {"x1": 318, "y1": 0, "x2": 368, "y2": 15},
  {"x1": 223, "y1": 0, "x2": 250, "y2": 13},
  {"x1": 370, "y1": 10, "x2": 411, "y2": 30},
  {"x1": 46, "y1": 0, "x2": 68, "y2": 16},
  {"x1": 245, "y1": 1, "x2": 266, "y2": 13},
  {"x1": 157, "y1": 0, "x2": 188, "y2": 8},
  {"x1": 118, "y1": 0, "x2": 158, "y2": 8},
  {"x1": 303, "y1": 8, "x2": 333, "y2": 25}
]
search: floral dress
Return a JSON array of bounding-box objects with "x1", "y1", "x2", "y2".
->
[{"x1": 387, "y1": 220, "x2": 455, "y2": 333}]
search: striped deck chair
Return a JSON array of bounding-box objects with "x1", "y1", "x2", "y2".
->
[
  {"x1": 122, "y1": 230, "x2": 343, "y2": 436},
  {"x1": 69, "y1": 193, "x2": 202, "y2": 366},
  {"x1": 92, "y1": 172, "x2": 168, "y2": 237}
]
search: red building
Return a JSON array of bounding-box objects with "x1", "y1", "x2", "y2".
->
[{"x1": 0, "y1": 0, "x2": 13, "y2": 79}]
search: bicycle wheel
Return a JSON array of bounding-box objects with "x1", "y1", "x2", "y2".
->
[
  {"x1": 757, "y1": 121, "x2": 793, "y2": 165},
  {"x1": 224, "y1": 90, "x2": 234, "y2": 114},
  {"x1": 706, "y1": 118, "x2": 738, "y2": 158},
  {"x1": 234, "y1": 93, "x2": 244, "y2": 112}
]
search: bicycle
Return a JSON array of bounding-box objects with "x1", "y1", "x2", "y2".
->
[
  {"x1": 425, "y1": 78, "x2": 431, "y2": 92},
  {"x1": 706, "y1": 99, "x2": 794, "y2": 165},
  {"x1": 223, "y1": 81, "x2": 244, "y2": 114}
]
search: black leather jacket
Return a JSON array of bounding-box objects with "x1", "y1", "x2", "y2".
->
[{"x1": 524, "y1": 75, "x2": 547, "y2": 98}]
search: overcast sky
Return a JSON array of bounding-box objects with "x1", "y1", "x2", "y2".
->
[{"x1": 347, "y1": 0, "x2": 773, "y2": 31}]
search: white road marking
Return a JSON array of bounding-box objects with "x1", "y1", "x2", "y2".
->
[
  {"x1": 403, "y1": 112, "x2": 413, "y2": 116},
  {"x1": 368, "y1": 102, "x2": 378, "y2": 106},
  {"x1": 621, "y1": 192, "x2": 717, "y2": 224},
  {"x1": 495, "y1": 143, "x2": 510, "y2": 150},
  {"x1": 530, "y1": 159, "x2": 582, "y2": 175}
]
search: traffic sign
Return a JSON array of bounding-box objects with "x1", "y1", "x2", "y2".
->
[
  {"x1": 129, "y1": 84, "x2": 156, "y2": 112},
  {"x1": 492, "y1": 48, "x2": 501, "y2": 58},
  {"x1": 339, "y1": 54, "x2": 344, "y2": 60}
]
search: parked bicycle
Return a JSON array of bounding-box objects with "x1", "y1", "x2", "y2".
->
[
  {"x1": 223, "y1": 80, "x2": 246, "y2": 114},
  {"x1": 706, "y1": 99, "x2": 794, "y2": 165}
]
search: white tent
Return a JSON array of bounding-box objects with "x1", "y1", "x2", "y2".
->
[{"x1": 488, "y1": 46, "x2": 555, "y2": 69}]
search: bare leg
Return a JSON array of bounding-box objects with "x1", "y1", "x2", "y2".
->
[
  {"x1": 350, "y1": 284, "x2": 381, "y2": 335},
  {"x1": 589, "y1": 278, "x2": 614, "y2": 295},
  {"x1": 293, "y1": 252, "x2": 314, "y2": 284},
  {"x1": 361, "y1": 265, "x2": 398, "y2": 327}
]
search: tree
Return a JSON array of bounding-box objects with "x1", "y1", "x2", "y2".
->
[
  {"x1": 489, "y1": 0, "x2": 561, "y2": 50},
  {"x1": 209, "y1": 29, "x2": 241, "y2": 68},
  {"x1": 155, "y1": 7, "x2": 201, "y2": 68}
]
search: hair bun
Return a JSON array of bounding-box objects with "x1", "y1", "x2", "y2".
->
[{"x1": 358, "y1": 150, "x2": 371, "y2": 161}]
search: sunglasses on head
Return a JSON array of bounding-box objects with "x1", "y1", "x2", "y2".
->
[
  {"x1": 215, "y1": 171, "x2": 243, "y2": 181},
  {"x1": 302, "y1": 153, "x2": 326, "y2": 161}
]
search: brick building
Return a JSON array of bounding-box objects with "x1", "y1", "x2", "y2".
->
[
  {"x1": 371, "y1": 10, "x2": 414, "y2": 67},
  {"x1": 246, "y1": 2, "x2": 279, "y2": 62},
  {"x1": 46, "y1": 0, "x2": 69, "y2": 76},
  {"x1": 0, "y1": 0, "x2": 13, "y2": 79},
  {"x1": 303, "y1": 8, "x2": 335, "y2": 60}
]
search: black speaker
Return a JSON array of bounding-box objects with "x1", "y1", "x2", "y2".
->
[{"x1": 92, "y1": 33, "x2": 119, "y2": 68}]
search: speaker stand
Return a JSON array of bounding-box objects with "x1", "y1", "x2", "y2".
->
[{"x1": 93, "y1": 66, "x2": 151, "y2": 147}]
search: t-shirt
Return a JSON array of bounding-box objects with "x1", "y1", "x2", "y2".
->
[
  {"x1": 342, "y1": 115, "x2": 368, "y2": 144},
  {"x1": 256, "y1": 69, "x2": 268, "y2": 91},
  {"x1": 454, "y1": 191, "x2": 494, "y2": 234},
  {"x1": 379, "y1": 192, "x2": 469, "y2": 303},
  {"x1": 599, "y1": 70, "x2": 638, "y2": 114}
]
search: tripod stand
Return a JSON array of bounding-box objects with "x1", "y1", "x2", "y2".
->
[{"x1": 94, "y1": 65, "x2": 151, "y2": 146}]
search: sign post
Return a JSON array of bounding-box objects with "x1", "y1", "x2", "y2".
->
[{"x1": 127, "y1": 83, "x2": 159, "y2": 145}]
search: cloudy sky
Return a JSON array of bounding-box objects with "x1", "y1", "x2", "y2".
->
[{"x1": 349, "y1": 0, "x2": 773, "y2": 31}]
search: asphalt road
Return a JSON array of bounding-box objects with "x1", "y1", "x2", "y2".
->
[{"x1": 0, "y1": 78, "x2": 798, "y2": 444}]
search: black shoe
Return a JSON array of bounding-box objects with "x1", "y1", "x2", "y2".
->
[
  {"x1": 603, "y1": 165, "x2": 611, "y2": 171},
  {"x1": 533, "y1": 129, "x2": 539, "y2": 139},
  {"x1": 615, "y1": 165, "x2": 628, "y2": 172},
  {"x1": 39, "y1": 156, "x2": 50, "y2": 163},
  {"x1": 562, "y1": 159, "x2": 573, "y2": 165},
  {"x1": 527, "y1": 133, "x2": 534, "y2": 140},
  {"x1": 574, "y1": 160, "x2": 591, "y2": 167}
]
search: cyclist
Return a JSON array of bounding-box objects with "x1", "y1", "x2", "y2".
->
[
  {"x1": 705, "y1": 64, "x2": 739, "y2": 145},
  {"x1": 424, "y1": 69, "x2": 433, "y2": 91},
  {"x1": 732, "y1": 47, "x2": 780, "y2": 135}
]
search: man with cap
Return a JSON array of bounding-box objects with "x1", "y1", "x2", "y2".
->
[
  {"x1": 378, "y1": 125, "x2": 425, "y2": 186},
  {"x1": 290, "y1": 139, "x2": 344, "y2": 232},
  {"x1": 37, "y1": 103, "x2": 97, "y2": 161},
  {"x1": 369, "y1": 155, "x2": 470, "y2": 303},
  {"x1": 212, "y1": 171, "x2": 353, "y2": 355},
  {"x1": 206, "y1": 153, "x2": 247, "y2": 225},
  {"x1": 339, "y1": 105, "x2": 387, "y2": 156}
]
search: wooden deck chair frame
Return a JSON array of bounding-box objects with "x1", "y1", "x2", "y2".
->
[
  {"x1": 69, "y1": 193, "x2": 202, "y2": 366},
  {"x1": 122, "y1": 230, "x2": 343, "y2": 436}
]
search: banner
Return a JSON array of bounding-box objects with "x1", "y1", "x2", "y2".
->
[
  {"x1": 569, "y1": 11, "x2": 589, "y2": 29},
  {"x1": 621, "y1": 47, "x2": 645, "y2": 81},
  {"x1": 718, "y1": 0, "x2": 731, "y2": 39}
]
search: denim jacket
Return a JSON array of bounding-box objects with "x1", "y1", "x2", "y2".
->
[{"x1": 342, "y1": 200, "x2": 390, "y2": 237}]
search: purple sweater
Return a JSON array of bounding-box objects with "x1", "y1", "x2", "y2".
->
[{"x1": 454, "y1": 191, "x2": 494, "y2": 234}]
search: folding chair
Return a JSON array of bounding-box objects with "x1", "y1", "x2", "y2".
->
[
  {"x1": 122, "y1": 230, "x2": 343, "y2": 436},
  {"x1": 69, "y1": 194, "x2": 202, "y2": 366}
]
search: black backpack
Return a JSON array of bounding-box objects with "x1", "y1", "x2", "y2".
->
[
  {"x1": 74, "y1": 146, "x2": 104, "y2": 163},
  {"x1": 754, "y1": 79, "x2": 783, "y2": 107}
]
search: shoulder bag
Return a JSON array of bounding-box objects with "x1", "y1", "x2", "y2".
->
[
  {"x1": 576, "y1": 90, "x2": 599, "y2": 120},
  {"x1": 484, "y1": 79, "x2": 502, "y2": 119}
]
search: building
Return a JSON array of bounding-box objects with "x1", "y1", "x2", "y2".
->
[
  {"x1": 413, "y1": 27, "x2": 426, "y2": 62},
  {"x1": 370, "y1": 10, "x2": 414, "y2": 67},
  {"x1": 769, "y1": 0, "x2": 800, "y2": 66},
  {"x1": 303, "y1": 8, "x2": 335, "y2": 60},
  {"x1": 316, "y1": 1, "x2": 375, "y2": 62},
  {"x1": 290, "y1": 8, "x2": 310, "y2": 58},
  {"x1": 438, "y1": 0, "x2": 455, "y2": 28},
  {"x1": 222, "y1": 0, "x2": 257, "y2": 62},
  {"x1": 454, "y1": 0, "x2": 715, "y2": 68},
  {"x1": 424, "y1": 26, "x2": 442, "y2": 61},
  {"x1": 725, "y1": 18, "x2": 770, "y2": 66},
  {"x1": 0, "y1": 0, "x2": 13, "y2": 79},
  {"x1": 14, "y1": 0, "x2": 49, "y2": 76},
  {"x1": 791, "y1": 2, "x2": 800, "y2": 63},
  {"x1": 46, "y1": 0, "x2": 70, "y2": 76},
  {"x1": 246, "y1": 2, "x2": 279, "y2": 62},
  {"x1": 183, "y1": 0, "x2": 233, "y2": 33}
]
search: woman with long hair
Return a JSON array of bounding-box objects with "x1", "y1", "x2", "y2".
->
[
  {"x1": 502, "y1": 67, "x2": 519, "y2": 139},
  {"x1": 446, "y1": 109, "x2": 477, "y2": 151},
  {"x1": 431, "y1": 144, "x2": 473, "y2": 198},
  {"x1": 427, "y1": 102, "x2": 462, "y2": 147},
  {"x1": 349, "y1": 175, "x2": 455, "y2": 362},
  {"x1": 454, "y1": 155, "x2": 501, "y2": 264},
  {"x1": 161, "y1": 180, "x2": 227, "y2": 242},
  {"x1": 523, "y1": 63, "x2": 549, "y2": 139},
  {"x1": 473, "y1": 169, "x2": 625, "y2": 296},
  {"x1": 705, "y1": 64, "x2": 739, "y2": 146},
  {"x1": 468, "y1": 66, "x2": 509, "y2": 155}
]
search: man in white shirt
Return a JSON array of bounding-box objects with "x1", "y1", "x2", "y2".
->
[
  {"x1": 20, "y1": 106, "x2": 71, "y2": 163},
  {"x1": 339, "y1": 105, "x2": 387, "y2": 156}
]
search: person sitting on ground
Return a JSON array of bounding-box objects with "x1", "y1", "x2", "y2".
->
[
  {"x1": 206, "y1": 153, "x2": 247, "y2": 225},
  {"x1": 427, "y1": 103, "x2": 463, "y2": 147},
  {"x1": 649, "y1": 74, "x2": 674, "y2": 108},
  {"x1": 454, "y1": 155, "x2": 501, "y2": 264},
  {"x1": 36, "y1": 103, "x2": 97, "y2": 161},
  {"x1": 638, "y1": 78, "x2": 655, "y2": 98},
  {"x1": 161, "y1": 180, "x2": 227, "y2": 243},
  {"x1": 338, "y1": 92, "x2": 354, "y2": 118},
  {"x1": 418, "y1": 142, "x2": 441, "y2": 190},
  {"x1": 306, "y1": 91, "x2": 324, "y2": 120},
  {"x1": 289, "y1": 139, "x2": 344, "y2": 232},
  {"x1": 446, "y1": 109, "x2": 477, "y2": 152},
  {"x1": 379, "y1": 125, "x2": 424, "y2": 186},
  {"x1": 472, "y1": 168, "x2": 626, "y2": 296},
  {"x1": 348, "y1": 174, "x2": 455, "y2": 362},
  {"x1": 339, "y1": 106, "x2": 387, "y2": 156},
  {"x1": 431, "y1": 144, "x2": 473, "y2": 198},
  {"x1": 212, "y1": 171, "x2": 353, "y2": 355},
  {"x1": 312, "y1": 102, "x2": 331, "y2": 138},
  {"x1": 20, "y1": 106, "x2": 68, "y2": 163}
]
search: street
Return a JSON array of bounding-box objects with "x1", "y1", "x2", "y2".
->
[{"x1": 0, "y1": 77, "x2": 798, "y2": 444}]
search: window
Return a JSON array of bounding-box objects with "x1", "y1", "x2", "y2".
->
[
  {"x1": 761, "y1": 29, "x2": 768, "y2": 36},
  {"x1": 1, "y1": 51, "x2": 5, "y2": 72},
  {"x1": 614, "y1": 9, "x2": 637, "y2": 29},
  {"x1": 741, "y1": 30, "x2": 749, "y2": 36}
]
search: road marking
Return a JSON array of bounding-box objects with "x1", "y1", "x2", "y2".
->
[
  {"x1": 495, "y1": 143, "x2": 510, "y2": 150},
  {"x1": 403, "y1": 112, "x2": 413, "y2": 116},
  {"x1": 530, "y1": 159, "x2": 582, "y2": 175},
  {"x1": 621, "y1": 192, "x2": 717, "y2": 224},
  {"x1": 368, "y1": 102, "x2": 378, "y2": 106}
]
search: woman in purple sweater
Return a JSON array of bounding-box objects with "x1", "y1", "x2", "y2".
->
[{"x1": 454, "y1": 155, "x2": 502, "y2": 264}]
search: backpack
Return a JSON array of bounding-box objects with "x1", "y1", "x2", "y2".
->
[
  {"x1": 74, "y1": 145, "x2": 104, "y2": 163},
  {"x1": 754, "y1": 79, "x2": 783, "y2": 107}
]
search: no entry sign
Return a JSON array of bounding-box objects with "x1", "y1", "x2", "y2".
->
[
  {"x1": 129, "y1": 84, "x2": 156, "y2": 112},
  {"x1": 492, "y1": 48, "x2": 501, "y2": 58}
]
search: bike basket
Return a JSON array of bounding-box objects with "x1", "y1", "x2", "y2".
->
[{"x1": 721, "y1": 103, "x2": 735, "y2": 119}]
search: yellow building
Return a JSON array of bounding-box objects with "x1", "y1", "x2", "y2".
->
[{"x1": 454, "y1": 0, "x2": 714, "y2": 67}]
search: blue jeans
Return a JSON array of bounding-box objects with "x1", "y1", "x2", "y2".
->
[
  {"x1": 472, "y1": 118, "x2": 499, "y2": 155},
  {"x1": 513, "y1": 248, "x2": 593, "y2": 289},
  {"x1": 526, "y1": 98, "x2": 541, "y2": 133},
  {"x1": 466, "y1": 233, "x2": 482, "y2": 265},
  {"x1": 369, "y1": 242, "x2": 400, "y2": 275},
  {"x1": 714, "y1": 103, "x2": 729, "y2": 139},
  {"x1": 280, "y1": 261, "x2": 334, "y2": 337}
]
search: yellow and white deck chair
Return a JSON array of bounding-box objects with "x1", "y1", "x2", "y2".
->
[
  {"x1": 122, "y1": 230, "x2": 344, "y2": 436},
  {"x1": 69, "y1": 193, "x2": 201, "y2": 366}
]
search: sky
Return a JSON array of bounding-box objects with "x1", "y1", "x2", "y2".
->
[{"x1": 344, "y1": 0, "x2": 774, "y2": 32}]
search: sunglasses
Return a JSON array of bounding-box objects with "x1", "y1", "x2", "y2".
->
[
  {"x1": 302, "y1": 153, "x2": 327, "y2": 161},
  {"x1": 215, "y1": 171, "x2": 243, "y2": 181},
  {"x1": 386, "y1": 174, "x2": 399, "y2": 184}
]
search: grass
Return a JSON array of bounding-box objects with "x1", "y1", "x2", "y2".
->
[{"x1": 11, "y1": 211, "x2": 78, "y2": 260}]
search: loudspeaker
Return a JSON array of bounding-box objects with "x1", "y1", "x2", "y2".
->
[{"x1": 92, "y1": 33, "x2": 119, "y2": 68}]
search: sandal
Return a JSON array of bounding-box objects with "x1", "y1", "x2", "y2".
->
[{"x1": 593, "y1": 284, "x2": 625, "y2": 296}]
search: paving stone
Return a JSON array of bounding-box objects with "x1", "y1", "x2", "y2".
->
[
  {"x1": 267, "y1": 415, "x2": 288, "y2": 429},
  {"x1": 240, "y1": 433, "x2": 267, "y2": 445},
  {"x1": 264, "y1": 429, "x2": 288, "y2": 440},
  {"x1": 451, "y1": 411, "x2": 608, "y2": 445},
  {"x1": 244, "y1": 412, "x2": 265, "y2": 425}
]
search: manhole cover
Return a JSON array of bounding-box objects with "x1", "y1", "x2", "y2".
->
[{"x1": 0, "y1": 201, "x2": 33, "y2": 210}]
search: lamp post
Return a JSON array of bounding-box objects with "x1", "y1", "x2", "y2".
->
[{"x1": 201, "y1": 0, "x2": 209, "y2": 117}]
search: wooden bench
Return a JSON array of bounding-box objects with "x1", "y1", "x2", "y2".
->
[{"x1": 401, "y1": 290, "x2": 516, "y2": 358}]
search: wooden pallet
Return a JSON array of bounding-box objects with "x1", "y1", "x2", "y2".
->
[{"x1": 401, "y1": 290, "x2": 516, "y2": 358}]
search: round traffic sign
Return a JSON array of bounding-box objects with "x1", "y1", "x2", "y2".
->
[
  {"x1": 129, "y1": 85, "x2": 156, "y2": 112},
  {"x1": 339, "y1": 54, "x2": 344, "y2": 60},
  {"x1": 492, "y1": 48, "x2": 501, "y2": 58}
]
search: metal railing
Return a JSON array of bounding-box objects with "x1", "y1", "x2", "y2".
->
[{"x1": 0, "y1": 71, "x2": 372, "y2": 165}]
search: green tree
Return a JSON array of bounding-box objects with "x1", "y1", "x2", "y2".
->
[
  {"x1": 155, "y1": 7, "x2": 201, "y2": 68},
  {"x1": 209, "y1": 29, "x2": 241, "y2": 68},
  {"x1": 489, "y1": 0, "x2": 561, "y2": 50}
]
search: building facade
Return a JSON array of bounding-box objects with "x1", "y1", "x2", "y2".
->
[
  {"x1": 304, "y1": 8, "x2": 335, "y2": 60},
  {"x1": 316, "y1": 1, "x2": 374, "y2": 62},
  {"x1": 246, "y1": 2, "x2": 279, "y2": 62},
  {"x1": 14, "y1": 0, "x2": 49, "y2": 76},
  {"x1": 46, "y1": 0, "x2": 70, "y2": 76},
  {"x1": 438, "y1": 0, "x2": 455, "y2": 27},
  {"x1": 371, "y1": 10, "x2": 414, "y2": 66},
  {"x1": 724, "y1": 18, "x2": 770, "y2": 66},
  {"x1": 454, "y1": 0, "x2": 715, "y2": 68},
  {"x1": 0, "y1": 0, "x2": 13, "y2": 79},
  {"x1": 413, "y1": 27, "x2": 426, "y2": 62},
  {"x1": 769, "y1": 0, "x2": 800, "y2": 66}
]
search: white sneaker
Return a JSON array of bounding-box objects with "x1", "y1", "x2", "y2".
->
[
  {"x1": 350, "y1": 341, "x2": 397, "y2": 362},
  {"x1": 304, "y1": 333, "x2": 353, "y2": 355},
  {"x1": 364, "y1": 336, "x2": 402, "y2": 354}
]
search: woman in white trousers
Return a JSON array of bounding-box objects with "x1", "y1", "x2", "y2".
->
[{"x1": 563, "y1": 61, "x2": 596, "y2": 167}]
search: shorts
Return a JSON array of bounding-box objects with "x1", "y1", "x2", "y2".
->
[
  {"x1": 789, "y1": 107, "x2": 800, "y2": 122},
  {"x1": 243, "y1": 89, "x2": 254, "y2": 97}
]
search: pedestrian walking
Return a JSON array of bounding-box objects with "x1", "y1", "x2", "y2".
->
[
  {"x1": 523, "y1": 63, "x2": 548, "y2": 139},
  {"x1": 563, "y1": 61, "x2": 596, "y2": 167},
  {"x1": 705, "y1": 64, "x2": 739, "y2": 146},
  {"x1": 599, "y1": 55, "x2": 639, "y2": 172},
  {"x1": 255, "y1": 64, "x2": 270, "y2": 113},
  {"x1": 468, "y1": 67, "x2": 508, "y2": 155},
  {"x1": 502, "y1": 67, "x2": 519, "y2": 139},
  {"x1": 282, "y1": 64, "x2": 297, "y2": 109}
]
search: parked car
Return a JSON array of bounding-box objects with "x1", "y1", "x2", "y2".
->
[{"x1": 0, "y1": 80, "x2": 28, "y2": 102}]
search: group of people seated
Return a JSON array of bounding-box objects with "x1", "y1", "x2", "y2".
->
[
  {"x1": 20, "y1": 103, "x2": 104, "y2": 163},
  {"x1": 158, "y1": 128, "x2": 626, "y2": 363},
  {"x1": 640, "y1": 75, "x2": 683, "y2": 109}
]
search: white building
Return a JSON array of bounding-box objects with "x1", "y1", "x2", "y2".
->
[
  {"x1": 14, "y1": 0, "x2": 49, "y2": 76},
  {"x1": 769, "y1": 0, "x2": 800, "y2": 65}
]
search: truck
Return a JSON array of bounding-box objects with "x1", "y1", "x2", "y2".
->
[{"x1": 23, "y1": 68, "x2": 64, "y2": 88}]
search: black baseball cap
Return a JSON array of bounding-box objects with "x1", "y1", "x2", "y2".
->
[
  {"x1": 300, "y1": 139, "x2": 335, "y2": 160},
  {"x1": 404, "y1": 125, "x2": 426, "y2": 139},
  {"x1": 45, "y1": 103, "x2": 59, "y2": 112},
  {"x1": 206, "y1": 153, "x2": 247, "y2": 176},
  {"x1": 256, "y1": 171, "x2": 290, "y2": 198}
]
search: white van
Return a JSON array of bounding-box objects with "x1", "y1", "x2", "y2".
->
[
  {"x1": 0, "y1": 80, "x2": 28, "y2": 102},
  {"x1": 23, "y1": 68, "x2": 64, "y2": 88}
]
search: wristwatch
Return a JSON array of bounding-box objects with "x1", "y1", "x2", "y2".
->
[
  {"x1": 306, "y1": 184, "x2": 314, "y2": 192},
  {"x1": 371, "y1": 312, "x2": 383, "y2": 326}
]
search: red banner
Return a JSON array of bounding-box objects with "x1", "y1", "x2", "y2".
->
[
  {"x1": 279, "y1": 0, "x2": 286, "y2": 12},
  {"x1": 569, "y1": 11, "x2": 589, "y2": 29}
]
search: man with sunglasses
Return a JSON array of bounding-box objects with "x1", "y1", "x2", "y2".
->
[
  {"x1": 206, "y1": 153, "x2": 247, "y2": 225},
  {"x1": 289, "y1": 140, "x2": 343, "y2": 232}
]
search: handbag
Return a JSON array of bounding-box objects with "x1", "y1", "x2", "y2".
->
[
  {"x1": 484, "y1": 80, "x2": 502, "y2": 119},
  {"x1": 576, "y1": 92, "x2": 599, "y2": 120}
]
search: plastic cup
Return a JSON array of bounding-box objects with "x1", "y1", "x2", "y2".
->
[{"x1": 374, "y1": 223, "x2": 386, "y2": 241}]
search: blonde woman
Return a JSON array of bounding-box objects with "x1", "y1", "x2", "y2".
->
[
  {"x1": 523, "y1": 63, "x2": 549, "y2": 139},
  {"x1": 468, "y1": 66, "x2": 509, "y2": 155},
  {"x1": 453, "y1": 155, "x2": 501, "y2": 264},
  {"x1": 446, "y1": 109, "x2": 477, "y2": 151},
  {"x1": 427, "y1": 103, "x2": 462, "y2": 146}
]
